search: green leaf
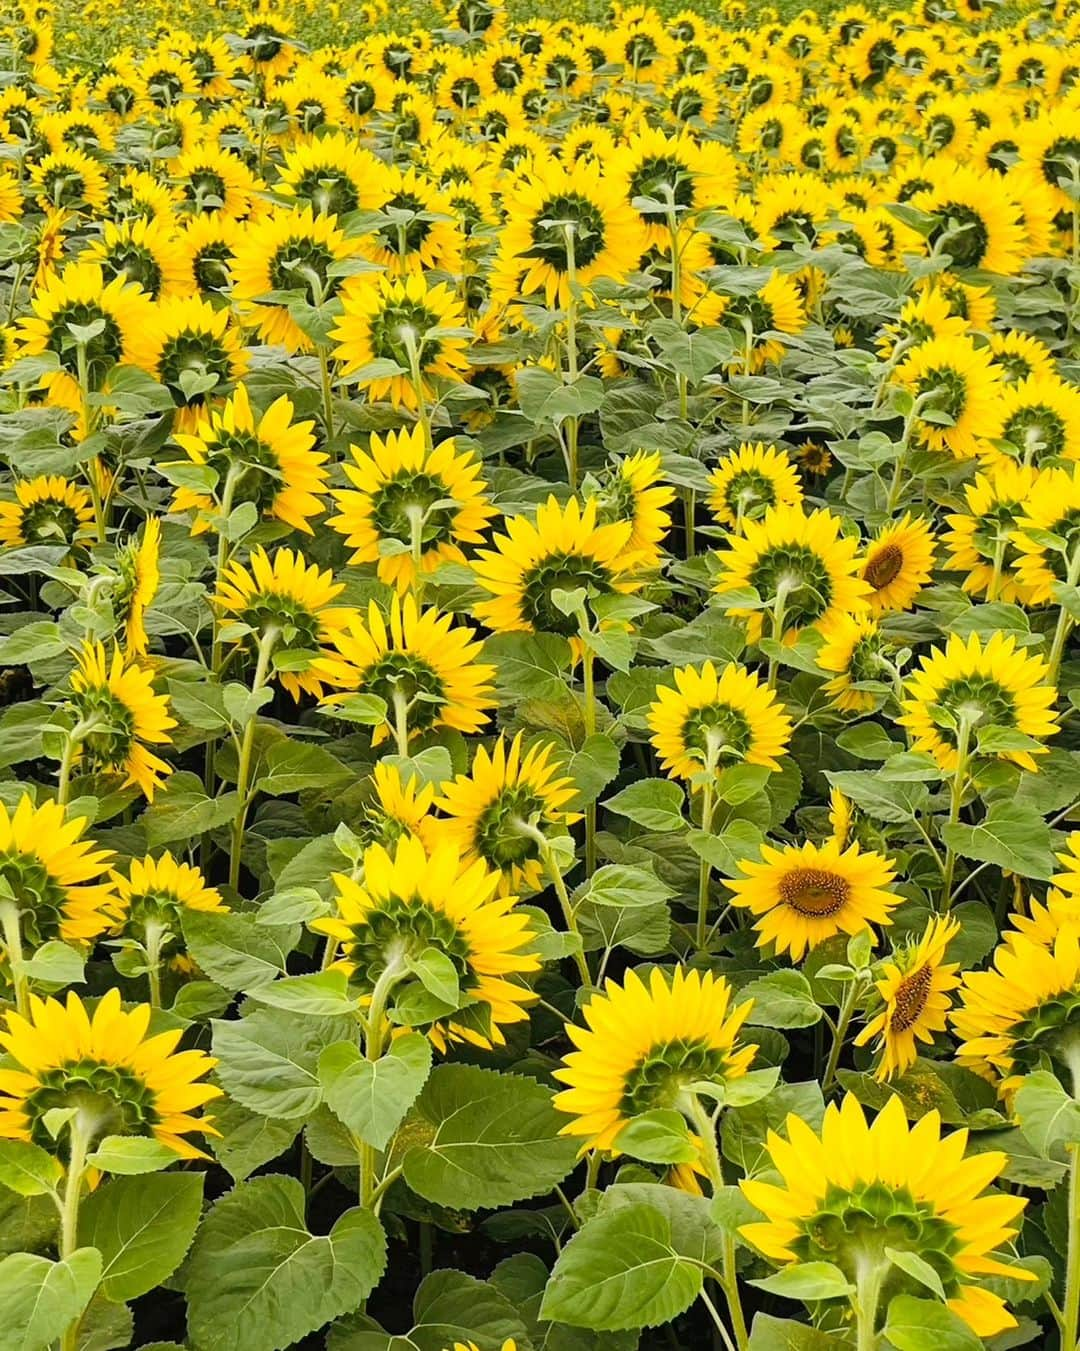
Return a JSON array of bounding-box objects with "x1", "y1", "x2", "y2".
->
[
  {"x1": 749, "y1": 1261, "x2": 853, "y2": 1300},
  {"x1": 244, "y1": 970, "x2": 358, "y2": 1016},
  {"x1": 212, "y1": 1010, "x2": 358, "y2": 1119},
  {"x1": 1014, "y1": 1070, "x2": 1080, "y2": 1157},
  {"x1": 485, "y1": 632, "x2": 573, "y2": 703},
  {"x1": 84, "y1": 1137, "x2": 181, "y2": 1175},
  {"x1": 740, "y1": 971, "x2": 823, "y2": 1029},
  {"x1": 614, "y1": 1110, "x2": 697, "y2": 1165},
  {"x1": 21, "y1": 941, "x2": 84, "y2": 987},
  {"x1": 885, "y1": 1247, "x2": 946, "y2": 1301},
  {"x1": 319, "y1": 1033, "x2": 432, "y2": 1151},
  {"x1": 0, "y1": 1141, "x2": 62, "y2": 1197},
  {"x1": 883, "y1": 1295, "x2": 981, "y2": 1351},
  {"x1": 576, "y1": 864, "x2": 674, "y2": 909},
  {"x1": 823, "y1": 771, "x2": 928, "y2": 822},
  {"x1": 78, "y1": 1171, "x2": 203, "y2": 1302},
  {"x1": 402, "y1": 1065, "x2": 577, "y2": 1210},
  {"x1": 565, "y1": 734, "x2": 621, "y2": 809},
  {"x1": 0, "y1": 1248, "x2": 101, "y2": 1351},
  {"x1": 182, "y1": 910, "x2": 296, "y2": 991},
  {"x1": 603, "y1": 779, "x2": 685, "y2": 832},
  {"x1": 209, "y1": 1099, "x2": 300, "y2": 1184},
  {"x1": 253, "y1": 739, "x2": 352, "y2": 795},
  {"x1": 406, "y1": 947, "x2": 460, "y2": 1008},
  {"x1": 939, "y1": 803, "x2": 1054, "y2": 880},
  {"x1": 0, "y1": 622, "x2": 66, "y2": 665},
  {"x1": 184, "y1": 1176, "x2": 386, "y2": 1351},
  {"x1": 143, "y1": 774, "x2": 239, "y2": 849},
  {"x1": 746, "y1": 1314, "x2": 837, "y2": 1349}
]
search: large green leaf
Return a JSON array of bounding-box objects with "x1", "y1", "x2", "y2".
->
[
  {"x1": 0, "y1": 1248, "x2": 101, "y2": 1351},
  {"x1": 212, "y1": 1010, "x2": 357, "y2": 1119},
  {"x1": 78, "y1": 1171, "x2": 203, "y2": 1303}
]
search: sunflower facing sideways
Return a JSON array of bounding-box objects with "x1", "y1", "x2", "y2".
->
[
  {"x1": 553, "y1": 965, "x2": 757, "y2": 1153},
  {"x1": 113, "y1": 516, "x2": 160, "y2": 657},
  {"x1": 590, "y1": 450, "x2": 675, "y2": 564},
  {"x1": 817, "y1": 613, "x2": 896, "y2": 712},
  {"x1": 860, "y1": 513, "x2": 936, "y2": 613},
  {"x1": 432, "y1": 733, "x2": 580, "y2": 896},
  {"x1": 318, "y1": 595, "x2": 495, "y2": 750},
  {"x1": 169, "y1": 381, "x2": 328, "y2": 536},
  {"x1": 315, "y1": 835, "x2": 539, "y2": 1051},
  {"x1": 942, "y1": 463, "x2": 1039, "y2": 605},
  {"x1": 647, "y1": 660, "x2": 793, "y2": 781},
  {"x1": 855, "y1": 915, "x2": 962, "y2": 1080},
  {"x1": 897, "y1": 632, "x2": 1059, "y2": 773},
  {"x1": 740, "y1": 1093, "x2": 1031, "y2": 1339},
  {"x1": 0, "y1": 475, "x2": 95, "y2": 552},
  {"x1": 728, "y1": 837, "x2": 898, "y2": 961},
  {"x1": 0, "y1": 988, "x2": 221, "y2": 1159},
  {"x1": 328, "y1": 424, "x2": 496, "y2": 593},
  {"x1": 1012, "y1": 466, "x2": 1080, "y2": 605},
  {"x1": 65, "y1": 641, "x2": 175, "y2": 801}
]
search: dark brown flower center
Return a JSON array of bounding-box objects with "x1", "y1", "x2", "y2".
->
[
  {"x1": 865, "y1": 543, "x2": 903, "y2": 590},
  {"x1": 890, "y1": 963, "x2": 932, "y2": 1032},
  {"x1": 780, "y1": 867, "x2": 849, "y2": 916}
]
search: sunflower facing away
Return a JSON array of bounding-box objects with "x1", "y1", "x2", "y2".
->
[
  {"x1": 647, "y1": 660, "x2": 793, "y2": 781},
  {"x1": 553, "y1": 965, "x2": 756, "y2": 1153},
  {"x1": 860, "y1": 513, "x2": 936, "y2": 613},
  {"x1": 897, "y1": 632, "x2": 1059, "y2": 773},
  {"x1": 432, "y1": 733, "x2": 580, "y2": 896},
  {"x1": 740, "y1": 1093, "x2": 1031, "y2": 1338},
  {"x1": 895, "y1": 335, "x2": 1003, "y2": 460},
  {"x1": 855, "y1": 915, "x2": 962, "y2": 1080},
  {"x1": 707, "y1": 442, "x2": 804, "y2": 532},
  {"x1": 1011, "y1": 466, "x2": 1080, "y2": 605},
  {"x1": 0, "y1": 988, "x2": 221, "y2": 1159},
  {"x1": 817, "y1": 613, "x2": 894, "y2": 712},
  {"x1": 0, "y1": 475, "x2": 95, "y2": 551},
  {"x1": 328, "y1": 424, "x2": 497, "y2": 592},
  {"x1": 66, "y1": 641, "x2": 176, "y2": 801},
  {"x1": 316, "y1": 835, "x2": 539, "y2": 1051},
  {"x1": 728, "y1": 837, "x2": 898, "y2": 961}
]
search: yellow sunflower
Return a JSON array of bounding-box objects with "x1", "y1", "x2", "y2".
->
[
  {"x1": 980, "y1": 373, "x2": 1080, "y2": 468},
  {"x1": 29, "y1": 148, "x2": 109, "y2": 213},
  {"x1": 318, "y1": 595, "x2": 495, "y2": 749},
  {"x1": 728, "y1": 838, "x2": 898, "y2": 961},
  {"x1": 0, "y1": 475, "x2": 94, "y2": 551},
  {"x1": 740, "y1": 1093, "x2": 1030, "y2": 1340},
  {"x1": 170, "y1": 381, "x2": 327, "y2": 536},
  {"x1": 895, "y1": 334, "x2": 1003, "y2": 459},
  {"x1": 0, "y1": 988, "x2": 221, "y2": 1160},
  {"x1": 114, "y1": 516, "x2": 160, "y2": 657},
  {"x1": 909, "y1": 161, "x2": 1028, "y2": 275},
  {"x1": 82, "y1": 216, "x2": 191, "y2": 301},
  {"x1": 817, "y1": 613, "x2": 894, "y2": 712},
  {"x1": 316, "y1": 835, "x2": 539, "y2": 1051},
  {"x1": 707, "y1": 443, "x2": 803, "y2": 532},
  {"x1": 553, "y1": 966, "x2": 756, "y2": 1153},
  {"x1": 328, "y1": 423, "x2": 496, "y2": 593},
  {"x1": 276, "y1": 130, "x2": 391, "y2": 216},
  {"x1": 855, "y1": 915, "x2": 962, "y2": 1080},
  {"x1": 357, "y1": 762, "x2": 440, "y2": 850},
  {"x1": 357, "y1": 165, "x2": 463, "y2": 280},
  {"x1": 943, "y1": 463, "x2": 1040, "y2": 604},
  {"x1": 897, "y1": 632, "x2": 1059, "y2": 773},
  {"x1": 1012, "y1": 465, "x2": 1080, "y2": 604},
  {"x1": 172, "y1": 143, "x2": 262, "y2": 220},
  {"x1": 130, "y1": 294, "x2": 248, "y2": 432},
  {"x1": 431, "y1": 733, "x2": 580, "y2": 896},
  {"x1": 647, "y1": 660, "x2": 793, "y2": 781},
  {"x1": 860, "y1": 513, "x2": 936, "y2": 613}
]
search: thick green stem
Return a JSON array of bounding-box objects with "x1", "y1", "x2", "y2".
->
[
  {"x1": 318, "y1": 345, "x2": 335, "y2": 443},
  {"x1": 940, "y1": 715, "x2": 974, "y2": 911},
  {"x1": 854, "y1": 1256, "x2": 885, "y2": 1351},
  {"x1": 538, "y1": 837, "x2": 591, "y2": 989},
  {"x1": 359, "y1": 948, "x2": 406, "y2": 1207},
  {"x1": 822, "y1": 976, "x2": 862, "y2": 1094},
  {"x1": 58, "y1": 1114, "x2": 93, "y2": 1351},
  {"x1": 0, "y1": 900, "x2": 28, "y2": 1017},
  {"x1": 400, "y1": 325, "x2": 432, "y2": 452},
  {"x1": 143, "y1": 919, "x2": 165, "y2": 1008},
  {"x1": 391, "y1": 686, "x2": 411, "y2": 758},
  {"x1": 1048, "y1": 544, "x2": 1080, "y2": 686},
  {"x1": 696, "y1": 779, "x2": 715, "y2": 951},
  {"x1": 581, "y1": 642, "x2": 597, "y2": 877},
  {"x1": 228, "y1": 627, "x2": 278, "y2": 893},
  {"x1": 563, "y1": 223, "x2": 579, "y2": 491},
  {"x1": 686, "y1": 1096, "x2": 749, "y2": 1351}
]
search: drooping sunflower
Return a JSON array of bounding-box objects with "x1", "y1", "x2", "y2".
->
[
  {"x1": 492, "y1": 157, "x2": 647, "y2": 307},
  {"x1": 713, "y1": 504, "x2": 871, "y2": 644},
  {"x1": 895, "y1": 334, "x2": 1004, "y2": 459},
  {"x1": 114, "y1": 516, "x2": 160, "y2": 657},
  {"x1": 316, "y1": 835, "x2": 539, "y2": 1051},
  {"x1": 276, "y1": 131, "x2": 391, "y2": 217},
  {"x1": 647, "y1": 660, "x2": 793, "y2": 781},
  {"x1": 431, "y1": 733, "x2": 580, "y2": 896},
  {"x1": 979, "y1": 373, "x2": 1080, "y2": 467},
  {"x1": 728, "y1": 837, "x2": 898, "y2": 962},
  {"x1": 214, "y1": 546, "x2": 350, "y2": 701},
  {"x1": 942, "y1": 463, "x2": 1040, "y2": 604},
  {"x1": 0, "y1": 475, "x2": 94, "y2": 552},
  {"x1": 473, "y1": 496, "x2": 642, "y2": 641},
  {"x1": 817, "y1": 613, "x2": 894, "y2": 712},
  {"x1": 553, "y1": 966, "x2": 757, "y2": 1153},
  {"x1": 331, "y1": 272, "x2": 472, "y2": 411},
  {"x1": 170, "y1": 381, "x2": 327, "y2": 536},
  {"x1": 860, "y1": 513, "x2": 936, "y2": 613},
  {"x1": 0, "y1": 795, "x2": 116, "y2": 947},
  {"x1": 318, "y1": 595, "x2": 495, "y2": 746},
  {"x1": 231, "y1": 205, "x2": 361, "y2": 354},
  {"x1": 0, "y1": 988, "x2": 221, "y2": 1159},
  {"x1": 707, "y1": 270, "x2": 808, "y2": 370},
  {"x1": 328, "y1": 424, "x2": 496, "y2": 593},
  {"x1": 897, "y1": 632, "x2": 1059, "y2": 773},
  {"x1": 740, "y1": 1094, "x2": 1030, "y2": 1339},
  {"x1": 66, "y1": 641, "x2": 176, "y2": 801},
  {"x1": 707, "y1": 443, "x2": 803, "y2": 532},
  {"x1": 855, "y1": 915, "x2": 962, "y2": 1080}
]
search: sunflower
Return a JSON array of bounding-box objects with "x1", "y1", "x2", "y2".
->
[
  {"x1": 589, "y1": 450, "x2": 674, "y2": 563},
  {"x1": 553, "y1": 966, "x2": 756, "y2": 1153},
  {"x1": 328, "y1": 424, "x2": 496, "y2": 593},
  {"x1": 170, "y1": 381, "x2": 327, "y2": 537},
  {"x1": 647, "y1": 661, "x2": 793, "y2": 781},
  {"x1": 908, "y1": 162, "x2": 1028, "y2": 274},
  {"x1": 855, "y1": 915, "x2": 962, "y2": 1080},
  {"x1": 331, "y1": 272, "x2": 472, "y2": 411},
  {"x1": 897, "y1": 632, "x2": 1058, "y2": 773},
  {"x1": 1017, "y1": 107, "x2": 1080, "y2": 215},
  {"x1": 431, "y1": 733, "x2": 580, "y2": 896},
  {"x1": 214, "y1": 546, "x2": 350, "y2": 701},
  {"x1": 0, "y1": 475, "x2": 94, "y2": 551},
  {"x1": 608, "y1": 126, "x2": 739, "y2": 246},
  {"x1": 114, "y1": 516, "x2": 160, "y2": 657},
  {"x1": 29, "y1": 148, "x2": 109, "y2": 213},
  {"x1": 979, "y1": 374, "x2": 1080, "y2": 467},
  {"x1": 728, "y1": 838, "x2": 898, "y2": 962},
  {"x1": 860, "y1": 514, "x2": 936, "y2": 613},
  {"x1": 0, "y1": 795, "x2": 116, "y2": 948},
  {"x1": 356, "y1": 762, "x2": 440, "y2": 850},
  {"x1": 987, "y1": 330, "x2": 1057, "y2": 385},
  {"x1": 714, "y1": 270, "x2": 808, "y2": 370},
  {"x1": 707, "y1": 443, "x2": 803, "y2": 531},
  {"x1": 357, "y1": 165, "x2": 463, "y2": 280},
  {"x1": 172, "y1": 143, "x2": 261, "y2": 220},
  {"x1": 473, "y1": 496, "x2": 642, "y2": 641},
  {"x1": 943, "y1": 463, "x2": 1039, "y2": 604},
  {"x1": 874, "y1": 287, "x2": 968, "y2": 361},
  {"x1": 276, "y1": 131, "x2": 390, "y2": 217},
  {"x1": 231, "y1": 205, "x2": 361, "y2": 354},
  {"x1": 492, "y1": 157, "x2": 646, "y2": 307},
  {"x1": 82, "y1": 216, "x2": 191, "y2": 301},
  {"x1": 316, "y1": 835, "x2": 539, "y2": 1051},
  {"x1": 817, "y1": 613, "x2": 894, "y2": 712},
  {"x1": 1012, "y1": 466, "x2": 1080, "y2": 603},
  {"x1": 66, "y1": 641, "x2": 175, "y2": 801},
  {"x1": 740, "y1": 1094, "x2": 1030, "y2": 1339},
  {"x1": 0, "y1": 988, "x2": 221, "y2": 1160},
  {"x1": 132, "y1": 294, "x2": 248, "y2": 432},
  {"x1": 713, "y1": 504, "x2": 871, "y2": 645},
  {"x1": 895, "y1": 335, "x2": 1003, "y2": 459},
  {"x1": 176, "y1": 214, "x2": 238, "y2": 298},
  {"x1": 318, "y1": 595, "x2": 495, "y2": 747}
]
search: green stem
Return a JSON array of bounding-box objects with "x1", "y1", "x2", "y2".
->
[
  {"x1": 563, "y1": 223, "x2": 579, "y2": 491},
  {"x1": 854, "y1": 1256, "x2": 885, "y2": 1351},
  {"x1": 400, "y1": 325, "x2": 432, "y2": 452},
  {"x1": 318, "y1": 345, "x2": 335, "y2": 443},
  {"x1": 822, "y1": 976, "x2": 861, "y2": 1094},
  {"x1": 1048, "y1": 543, "x2": 1080, "y2": 686},
  {"x1": 940, "y1": 715, "x2": 974, "y2": 911},
  {"x1": 359, "y1": 948, "x2": 406, "y2": 1207},
  {"x1": 56, "y1": 729, "x2": 80, "y2": 808},
  {"x1": 0, "y1": 901, "x2": 28, "y2": 1017},
  {"x1": 406, "y1": 504, "x2": 427, "y2": 606},
  {"x1": 58, "y1": 1115, "x2": 93, "y2": 1351},
  {"x1": 144, "y1": 920, "x2": 165, "y2": 1008},
  {"x1": 696, "y1": 779, "x2": 715, "y2": 951},
  {"x1": 228, "y1": 627, "x2": 278, "y2": 893},
  {"x1": 582, "y1": 642, "x2": 597, "y2": 878},
  {"x1": 391, "y1": 686, "x2": 410, "y2": 758},
  {"x1": 539, "y1": 837, "x2": 591, "y2": 989},
  {"x1": 685, "y1": 1096, "x2": 749, "y2": 1351}
]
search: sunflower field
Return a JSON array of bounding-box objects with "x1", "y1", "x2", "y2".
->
[{"x1": 2, "y1": 0, "x2": 1080, "y2": 1347}]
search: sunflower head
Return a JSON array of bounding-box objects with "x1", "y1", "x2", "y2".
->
[
  {"x1": 707, "y1": 443, "x2": 803, "y2": 532},
  {"x1": 0, "y1": 475, "x2": 95, "y2": 551}
]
